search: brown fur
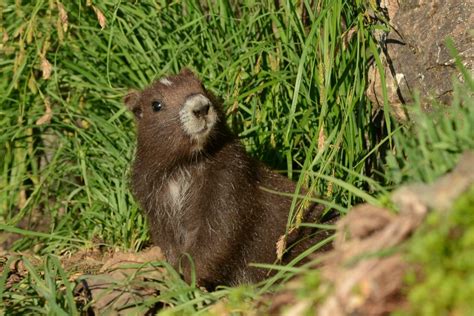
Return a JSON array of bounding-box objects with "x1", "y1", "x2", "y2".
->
[{"x1": 125, "y1": 69, "x2": 334, "y2": 290}]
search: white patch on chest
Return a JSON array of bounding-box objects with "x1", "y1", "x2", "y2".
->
[
  {"x1": 168, "y1": 180, "x2": 181, "y2": 204},
  {"x1": 165, "y1": 170, "x2": 191, "y2": 216}
]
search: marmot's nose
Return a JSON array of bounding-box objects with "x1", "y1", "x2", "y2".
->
[
  {"x1": 192, "y1": 103, "x2": 210, "y2": 118},
  {"x1": 184, "y1": 94, "x2": 212, "y2": 118}
]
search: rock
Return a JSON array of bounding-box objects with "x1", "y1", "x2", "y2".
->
[{"x1": 367, "y1": 0, "x2": 474, "y2": 120}]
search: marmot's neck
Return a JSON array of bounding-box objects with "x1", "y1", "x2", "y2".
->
[{"x1": 135, "y1": 126, "x2": 237, "y2": 174}]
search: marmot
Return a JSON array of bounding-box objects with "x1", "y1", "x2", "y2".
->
[{"x1": 125, "y1": 69, "x2": 335, "y2": 290}]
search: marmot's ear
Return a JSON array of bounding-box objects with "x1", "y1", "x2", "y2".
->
[
  {"x1": 179, "y1": 67, "x2": 196, "y2": 77},
  {"x1": 124, "y1": 90, "x2": 142, "y2": 119}
]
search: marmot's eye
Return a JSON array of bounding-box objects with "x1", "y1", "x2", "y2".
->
[{"x1": 152, "y1": 101, "x2": 162, "y2": 112}]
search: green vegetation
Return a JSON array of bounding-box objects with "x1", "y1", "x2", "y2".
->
[
  {"x1": 399, "y1": 186, "x2": 474, "y2": 316},
  {"x1": 385, "y1": 75, "x2": 474, "y2": 186},
  {"x1": 0, "y1": 0, "x2": 473, "y2": 314}
]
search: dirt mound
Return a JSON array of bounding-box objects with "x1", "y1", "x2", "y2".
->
[
  {"x1": 0, "y1": 247, "x2": 166, "y2": 315},
  {"x1": 73, "y1": 247, "x2": 166, "y2": 315}
]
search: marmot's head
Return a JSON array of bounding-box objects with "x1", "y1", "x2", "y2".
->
[{"x1": 125, "y1": 69, "x2": 227, "y2": 162}]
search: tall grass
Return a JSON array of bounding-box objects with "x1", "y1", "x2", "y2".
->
[{"x1": 1, "y1": 0, "x2": 382, "y2": 252}]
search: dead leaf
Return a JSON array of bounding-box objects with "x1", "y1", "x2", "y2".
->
[
  {"x1": 41, "y1": 56, "x2": 52, "y2": 80},
  {"x1": 92, "y1": 6, "x2": 106, "y2": 29},
  {"x1": 342, "y1": 26, "x2": 357, "y2": 50},
  {"x1": 36, "y1": 98, "x2": 52, "y2": 125}
]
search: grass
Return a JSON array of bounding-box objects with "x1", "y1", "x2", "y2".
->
[
  {"x1": 0, "y1": 0, "x2": 472, "y2": 314},
  {"x1": 1, "y1": 0, "x2": 382, "y2": 251},
  {"x1": 385, "y1": 63, "x2": 474, "y2": 187}
]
